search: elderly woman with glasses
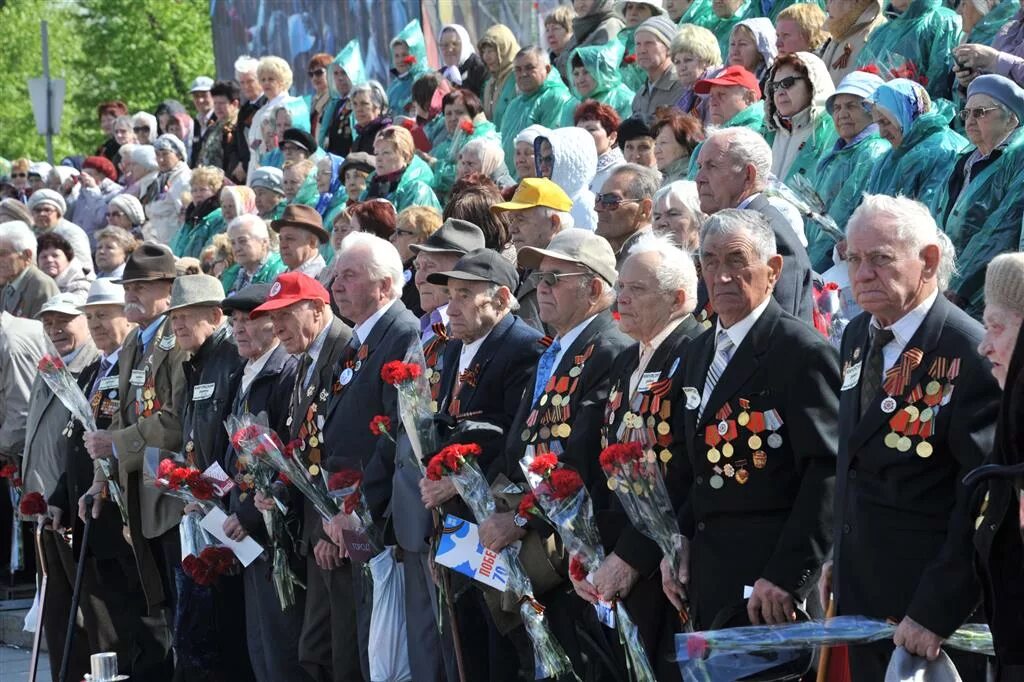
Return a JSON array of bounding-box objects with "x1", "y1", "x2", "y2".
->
[
  {"x1": 303, "y1": 53, "x2": 334, "y2": 140},
  {"x1": 938, "y1": 75, "x2": 1024, "y2": 318}
]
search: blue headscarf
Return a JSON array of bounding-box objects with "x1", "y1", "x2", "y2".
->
[
  {"x1": 867, "y1": 78, "x2": 929, "y2": 136},
  {"x1": 315, "y1": 153, "x2": 344, "y2": 216}
]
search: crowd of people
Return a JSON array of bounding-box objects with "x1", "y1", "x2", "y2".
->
[{"x1": 3, "y1": 0, "x2": 1024, "y2": 680}]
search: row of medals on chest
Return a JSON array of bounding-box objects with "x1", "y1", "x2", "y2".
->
[{"x1": 882, "y1": 379, "x2": 952, "y2": 458}]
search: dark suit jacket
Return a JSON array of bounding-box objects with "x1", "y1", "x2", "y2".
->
[
  {"x1": 744, "y1": 193, "x2": 815, "y2": 324},
  {"x1": 0, "y1": 265, "x2": 59, "y2": 319},
  {"x1": 834, "y1": 294, "x2": 997, "y2": 637},
  {"x1": 180, "y1": 325, "x2": 244, "y2": 472},
  {"x1": 514, "y1": 273, "x2": 548, "y2": 335},
  {"x1": 674, "y1": 298, "x2": 839, "y2": 628},
  {"x1": 596, "y1": 315, "x2": 703, "y2": 578},
  {"x1": 323, "y1": 300, "x2": 421, "y2": 525}
]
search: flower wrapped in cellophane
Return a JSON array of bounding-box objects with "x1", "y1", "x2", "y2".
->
[
  {"x1": 380, "y1": 348, "x2": 436, "y2": 473},
  {"x1": 599, "y1": 441, "x2": 691, "y2": 629},
  {"x1": 427, "y1": 443, "x2": 575, "y2": 680},
  {"x1": 327, "y1": 468, "x2": 383, "y2": 556},
  {"x1": 37, "y1": 353, "x2": 128, "y2": 524},
  {"x1": 521, "y1": 452, "x2": 656, "y2": 682},
  {"x1": 225, "y1": 414, "x2": 305, "y2": 611},
  {"x1": 675, "y1": 616, "x2": 993, "y2": 681}
]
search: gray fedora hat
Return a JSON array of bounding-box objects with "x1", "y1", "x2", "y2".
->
[
  {"x1": 77, "y1": 279, "x2": 126, "y2": 312},
  {"x1": 165, "y1": 274, "x2": 226, "y2": 313}
]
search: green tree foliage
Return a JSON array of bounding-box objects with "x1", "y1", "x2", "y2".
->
[{"x1": 0, "y1": 0, "x2": 213, "y2": 161}]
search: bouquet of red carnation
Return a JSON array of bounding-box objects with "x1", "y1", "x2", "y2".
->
[
  {"x1": 0, "y1": 464, "x2": 22, "y2": 494},
  {"x1": 151, "y1": 457, "x2": 218, "y2": 507},
  {"x1": 327, "y1": 469, "x2": 383, "y2": 555},
  {"x1": 224, "y1": 413, "x2": 305, "y2": 610},
  {"x1": 19, "y1": 491, "x2": 47, "y2": 517},
  {"x1": 380, "y1": 347, "x2": 436, "y2": 473},
  {"x1": 600, "y1": 440, "x2": 691, "y2": 629},
  {"x1": 37, "y1": 353, "x2": 128, "y2": 524},
  {"x1": 521, "y1": 453, "x2": 656, "y2": 682},
  {"x1": 183, "y1": 545, "x2": 237, "y2": 586},
  {"x1": 427, "y1": 442, "x2": 574, "y2": 679}
]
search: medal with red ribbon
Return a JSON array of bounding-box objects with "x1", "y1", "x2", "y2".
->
[{"x1": 879, "y1": 347, "x2": 924, "y2": 414}]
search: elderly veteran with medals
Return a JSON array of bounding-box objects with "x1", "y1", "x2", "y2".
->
[
  {"x1": 81, "y1": 242, "x2": 187, "y2": 682},
  {"x1": 661, "y1": 209, "x2": 839, "y2": 634},
  {"x1": 483, "y1": 230, "x2": 632, "y2": 672},
  {"x1": 249, "y1": 272, "x2": 355, "y2": 682},
  {"x1": 573, "y1": 234, "x2": 703, "y2": 681},
  {"x1": 819, "y1": 194, "x2": 999, "y2": 681}
]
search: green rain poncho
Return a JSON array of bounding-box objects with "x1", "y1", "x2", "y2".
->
[
  {"x1": 318, "y1": 39, "x2": 367, "y2": 148},
  {"x1": 687, "y1": 102, "x2": 767, "y2": 178},
  {"x1": 940, "y1": 126, "x2": 1024, "y2": 315},
  {"x1": 704, "y1": 0, "x2": 758, "y2": 59},
  {"x1": 853, "y1": 0, "x2": 962, "y2": 100},
  {"x1": 865, "y1": 84, "x2": 968, "y2": 214},
  {"x1": 386, "y1": 20, "x2": 429, "y2": 117},
  {"x1": 565, "y1": 42, "x2": 636, "y2": 123},
  {"x1": 260, "y1": 97, "x2": 312, "y2": 168},
  {"x1": 966, "y1": 0, "x2": 1021, "y2": 45},
  {"x1": 767, "y1": 0, "x2": 826, "y2": 21},
  {"x1": 500, "y1": 68, "x2": 577, "y2": 178},
  {"x1": 220, "y1": 253, "x2": 287, "y2": 293},
  {"x1": 360, "y1": 155, "x2": 442, "y2": 212},
  {"x1": 170, "y1": 206, "x2": 224, "y2": 259},
  {"x1": 431, "y1": 116, "x2": 501, "y2": 201},
  {"x1": 679, "y1": 0, "x2": 721, "y2": 31},
  {"x1": 614, "y1": 26, "x2": 649, "y2": 93}
]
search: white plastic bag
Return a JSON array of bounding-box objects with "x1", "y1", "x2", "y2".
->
[{"x1": 368, "y1": 546, "x2": 411, "y2": 682}]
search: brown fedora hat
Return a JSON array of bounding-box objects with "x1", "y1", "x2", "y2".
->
[
  {"x1": 114, "y1": 242, "x2": 177, "y2": 284},
  {"x1": 270, "y1": 203, "x2": 330, "y2": 244}
]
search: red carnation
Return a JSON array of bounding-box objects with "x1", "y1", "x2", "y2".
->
[
  {"x1": 231, "y1": 425, "x2": 263, "y2": 451},
  {"x1": 426, "y1": 456, "x2": 444, "y2": 481},
  {"x1": 399, "y1": 117, "x2": 416, "y2": 130},
  {"x1": 199, "y1": 546, "x2": 236, "y2": 574},
  {"x1": 369, "y1": 415, "x2": 392, "y2": 436},
  {"x1": 37, "y1": 354, "x2": 65, "y2": 372},
  {"x1": 19, "y1": 492, "x2": 47, "y2": 516},
  {"x1": 623, "y1": 54, "x2": 637, "y2": 65},
  {"x1": 284, "y1": 439, "x2": 304, "y2": 459},
  {"x1": 518, "y1": 491, "x2": 540, "y2": 518},
  {"x1": 528, "y1": 453, "x2": 559, "y2": 478},
  {"x1": 278, "y1": 472, "x2": 291, "y2": 486},
  {"x1": 569, "y1": 555, "x2": 588, "y2": 582},
  {"x1": 403, "y1": 55, "x2": 418, "y2": 65},
  {"x1": 459, "y1": 120, "x2": 475, "y2": 135},
  {"x1": 157, "y1": 458, "x2": 177, "y2": 479},
  {"x1": 380, "y1": 361, "x2": 423, "y2": 386},
  {"x1": 546, "y1": 468, "x2": 584, "y2": 501},
  {"x1": 857, "y1": 64, "x2": 881, "y2": 75},
  {"x1": 328, "y1": 469, "x2": 362, "y2": 492},
  {"x1": 182, "y1": 554, "x2": 205, "y2": 581},
  {"x1": 599, "y1": 442, "x2": 643, "y2": 473},
  {"x1": 343, "y1": 491, "x2": 360, "y2": 515},
  {"x1": 0, "y1": 464, "x2": 18, "y2": 479}
]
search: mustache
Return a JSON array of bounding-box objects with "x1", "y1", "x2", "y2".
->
[{"x1": 124, "y1": 302, "x2": 146, "y2": 314}]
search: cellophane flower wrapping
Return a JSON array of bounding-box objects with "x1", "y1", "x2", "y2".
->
[
  {"x1": 225, "y1": 414, "x2": 304, "y2": 611},
  {"x1": 37, "y1": 353, "x2": 129, "y2": 525},
  {"x1": 675, "y1": 616, "x2": 994, "y2": 681},
  {"x1": 381, "y1": 348, "x2": 436, "y2": 473},
  {"x1": 522, "y1": 454, "x2": 656, "y2": 682},
  {"x1": 437, "y1": 451, "x2": 574, "y2": 680},
  {"x1": 327, "y1": 468, "x2": 384, "y2": 556}
]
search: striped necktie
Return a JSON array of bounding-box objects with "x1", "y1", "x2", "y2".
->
[{"x1": 698, "y1": 331, "x2": 734, "y2": 422}]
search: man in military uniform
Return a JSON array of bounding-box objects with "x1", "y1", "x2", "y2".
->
[
  {"x1": 822, "y1": 195, "x2": 998, "y2": 681},
  {"x1": 483, "y1": 230, "x2": 632, "y2": 673},
  {"x1": 662, "y1": 210, "x2": 839, "y2": 632},
  {"x1": 576, "y1": 235, "x2": 703, "y2": 681},
  {"x1": 83, "y1": 242, "x2": 186, "y2": 681},
  {"x1": 250, "y1": 272, "x2": 354, "y2": 682}
]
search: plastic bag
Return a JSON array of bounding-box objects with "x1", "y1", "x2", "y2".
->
[{"x1": 368, "y1": 547, "x2": 412, "y2": 682}]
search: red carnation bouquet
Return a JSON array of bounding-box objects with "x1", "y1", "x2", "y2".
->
[
  {"x1": 37, "y1": 353, "x2": 128, "y2": 524},
  {"x1": 224, "y1": 413, "x2": 305, "y2": 610},
  {"x1": 427, "y1": 442, "x2": 574, "y2": 679},
  {"x1": 520, "y1": 452, "x2": 656, "y2": 681},
  {"x1": 327, "y1": 468, "x2": 382, "y2": 555},
  {"x1": 0, "y1": 464, "x2": 22, "y2": 494},
  {"x1": 380, "y1": 349, "x2": 437, "y2": 473},
  {"x1": 19, "y1": 491, "x2": 47, "y2": 517},
  {"x1": 182, "y1": 546, "x2": 236, "y2": 587},
  {"x1": 600, "y1": 440, "x2": 691, "y2": 629}
]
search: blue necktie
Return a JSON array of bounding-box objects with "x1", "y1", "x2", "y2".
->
[
  {"x1": 91, "y1": 357, "x2": 114, "y2": 397},
  {"x1": 532, "y1": 340, "x2": 562, "y2": 405}
]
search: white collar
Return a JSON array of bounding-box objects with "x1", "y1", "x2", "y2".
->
[
  {"x1": 870, "y1": 289, "x2": 938, "y2": 346},
  {"x1": 638, "y1": 317, "x2": 686, "y2": 361},
  {"x1": 458, "y1": 325, "x2": 495, "y2": 374},
  {"x1": 716, "y1": 296, "x2": 771, "y2": 350},
  {"x1": 245, "y1": 342, "x2": 279, "y2": 375},
  {"x1": 306, "y1": 321, "x2": 332, "y2": 366},
  {"x1": 354, "y1": 299, "x2": 396, "y2": 346},
  {"x1": 555, "y1": 314, "x2": 599, "y2": 354}
]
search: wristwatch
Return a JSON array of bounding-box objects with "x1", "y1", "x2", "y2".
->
[{"x1": 513, "y1": 512, "x2": 529, "y2": 528}]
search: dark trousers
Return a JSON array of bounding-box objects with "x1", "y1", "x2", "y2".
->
[
  {"x1": 403, "y1": 550, "x2": 459, "y2": 682},
  {"x1": 299, "y1": 555, "x2": 365, "y2": 682},
  {"x1": 40, "y1": 527, "x2": 89, "y2": 682},
  {"x1": 244, "y1": 555, "x2": 313, "y2": 682},
  {"x1": 137, "y1": 528, "x2": 179, "y2": 681},
  {"x1": 620, "y1": 574, "x2": 683, "y2": 682},
  {"x1": 848, "y1": 639, "x2": 988, "y2": 681}
]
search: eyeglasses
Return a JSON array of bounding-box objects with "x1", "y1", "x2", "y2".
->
[
  {"x1": 10, "y1": 172, "x2": 27, "y2": 178},
  {"x1": 594, "y1": 193, "x2": 640, "y2": 210},
  {"x1": 959, "y1": 106, "x2": 1001, "y2": 121},
  {"x1": 769, "y1": 75, "x2": 806, "y2": 91},
  {"x1": 531, "y1": 271, "x2": 591, "y2": 287},
  {"x1": 307, "y1": 68, "x2": 326, "y2": 78},
  {"x1": 133, "y1": 126, "x2": 148, "y2": 133}
]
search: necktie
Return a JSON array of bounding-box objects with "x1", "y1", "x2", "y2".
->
[
  {"x1": 860, "y1": 327, "x2": 895, "y2": 416},
  {"x1": 698, "y1": 331, "x2": 734, "y2": 422},
  {"x1": 532, "y1": 339, "x2": 562, "y2": 405},
  {"x1": 90, "y1": 357, "x2": 113, "y2": 397},
  {"x1": 295, "y1": 352, "x2": 312, "y2": 398}
]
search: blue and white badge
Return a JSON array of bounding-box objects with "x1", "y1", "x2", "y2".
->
[
  {"x1": 683, "y1": 387, "x2": 701, "y2": 410},
  {"x1": 339, "y1": 367, "x2": 354, "y2": 386}
]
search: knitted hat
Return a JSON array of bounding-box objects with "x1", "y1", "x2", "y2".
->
[
  {"x1": 985, "y1": 253, "x2": 1024, "y2": 313},
  {"x1": 967, "y1": 74, "x2": 1024, "y2": 123},
  {"x1": 27, "y1": 189, "x2": 66, "y2": 215},
  {"x1": 108, "y1": 194, "x2": 146, "y2": 226},
  {"x1": 129, "y1": 145, "x2": 159, "y2": 171},
  {"x1": 83, "y1": 156, "x2": 118, "y2": 182},
  {"x1": 153, "y1": 133, "x2": 187, "y2": 162},
  {"x1": 635, "y1": 15, "x2": 679, "y2": 48}
]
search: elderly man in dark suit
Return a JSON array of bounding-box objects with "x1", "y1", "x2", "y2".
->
[
  {"x1": 418, "y1": 247, "x2": 545, "y2": 682},
  {"x1": 220, "y1": 283, "x2": 308, "y2": 682},
  {"x1": 820, "y1": 194, "x2": 999, "y2": 681},
  {"x1": 249, "y1": 272, "x2": 353, "y2": 682},
  {"x1": 319, "y1": 231, "x2": 422, "y2": 680},
  {"x1": 577, "y1": 235, "x2": 704, "y2": 681},
  {"x1": 694, "y1": 127, "x2": 815, "y2": 324},
  {"x1": 483, "y1": 229, "x2": 633, "y2": 674},
  {"x1": 662, "y1": 209, "x2": 839, "y2": 633},
  {"x1": 83, "y1": 242, "x2": 186, "y2": 682}
]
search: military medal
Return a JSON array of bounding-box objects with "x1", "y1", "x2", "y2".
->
[
  {"x1": 763, "y1": 409, "x2": 784, "y2": 449},
  {"x1": 880, "y1": 397, "x2": 897, "y2": 414},
  {"x1": 704, "y1": 425, "x2": 722, "y2": 463},
  {"x1": 339, "y1": 368, "x2": 354, "y2": 385}
]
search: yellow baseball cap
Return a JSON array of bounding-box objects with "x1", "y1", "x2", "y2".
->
[{"x1": 491, "y1": 177, "x2": 573, "y2": 213}]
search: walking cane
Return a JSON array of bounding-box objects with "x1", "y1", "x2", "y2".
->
[
  {"x1": 28, "y1": 519, "x2": 48, "y2": 682},
  {"x1": 816, "y1": 593, "x2": 837, "y2": 682},
  {"x1": 57, "y1": 494, "x2": 92, "y2": 682}
]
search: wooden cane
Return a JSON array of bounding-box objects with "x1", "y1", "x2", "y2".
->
[
  {"x1": 28, "y1": 520, "x2": 48, "y2": 682},
  {"x1": 816, "y1": 593, "x2": 837, "y2": 682},
  {"x1": 433, "y1": 508, "x2": 467, "y2": 682}
]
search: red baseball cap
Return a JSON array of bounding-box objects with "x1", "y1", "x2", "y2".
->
[
  {"x1": 694, "y1": 66, "x2": 762, "y2": 100},
  {"x1": 250, "y1": 272, "x2": 330, "y2": 318}
]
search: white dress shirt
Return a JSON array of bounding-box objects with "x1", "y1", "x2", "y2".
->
[{"x1": 868, "y1": 289, "x2": 938, "y2": 381}]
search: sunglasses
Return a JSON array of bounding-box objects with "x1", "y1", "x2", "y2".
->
[
  {"x1": 959, "y1": 105, "x2": 1001, "y2": 121},
  {"x1": 595, "y1": 193, "x2": 639, "y2": 210},
  {"x1": 10, "y1": 172, "x2": 27, "y2": 178},
  {"x1": 769, "y1": 75, "x2": 806, "y2": 91},
  {"x1": 531, "y1": 271, "x2": 591, "y2": 287},
  {"x1": 307, "y1": 68, "x2": 327, "y2": 78}
]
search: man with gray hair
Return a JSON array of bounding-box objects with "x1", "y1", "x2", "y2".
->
[
  {"x1": 662, "y1": 209, "x2": 839, "y2": 636},
  {"x1": 500, "y1": 46, "x2": 576, "y2": 175},
  {"x1": 233, "y1": 55, "x2": 266, "y2": 183},
  {"x1": 575, "y1": 233, "x2": 703, "y2": 680},
  {"x1": 222, "y1": 215, "x2": 286, "y2": 293},
  {"x1": 596, "y1": 163, "x2": 662, "y2": 270},
  {"x1": 820, "y1": 194, "x2": 997, "y2": 681},
  {"x1": 695, "y1": 127, "x2": 815, "y2": 323},
  {"x1": 0, "y1": 220, "x2": 59, "y2": 317}
]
